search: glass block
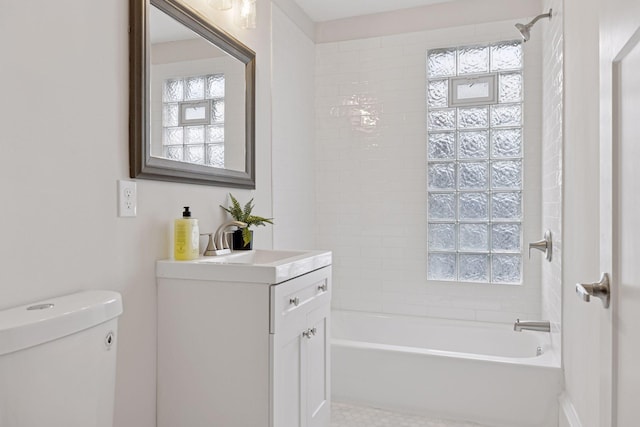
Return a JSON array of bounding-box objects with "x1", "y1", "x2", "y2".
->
[
  {"x1": 491, "y1": 41, "x2": 523, "y2": 71},
  {"x1": 185, "y1": 145, "x2": 204, "y2": 164},
  {"x1": 459, "y1": 223, "x2": 488, "y2": 251},
  {"x1": 492, "y1": 223, "x2": 521, "y2": 252},
  {"x1": 428, "y1": 163, "x2": 456, "y2": 190},
  {"x1": 427, "y1": 48, "x2": 456, "y2": 78},
  {"x1": 491, "y1": 104, "x2": 522, "y2": 127},
  {"x1": 206, "y1": 125, "x2": 225, "y2": 143},
  {"x1": 492, "y1": 192, "x2": 522, "y2": 220},
  {"x1": 163, "y1": 79, "x2": 184, "y2": 102},
  {"x1": 184, "y1": 126, "x2": 205, "y2": 144},
  {"x1": 206, "y1": 74, "x2": 225, "y2": 99},
  {"x1": 492, "y1": 128, "x2": 522, "y2": 158},
  {"x1": 428, "y1": 253, "x2": 457, "y2": 281},
  {"x1": 185, "y1": 76, "x2": 205, "y2": 100},
  {"x1": 458, "y1": 131, "x2": 488, "y2": 159},
  {"x1": 458, "y1": 161, "x2": 488, "y2": 190},
  {"x1": 459, "y1": 254, "x2": 489, "y2": 282},
  {"x1": 211, "y1": 99, "x2": 225, "y2": 123},
  {"x1": 162, "y1": 103, "x2": 179, "y2": 127},
  {"x1": 491, "y1": 160, "x2": 522, "y2": 189},
  {"x1": 206, "y1": 143, "x2": 225, "y2": 168},
  {"x1": 428, "y1": 79, "x2": 449, "y2": 108},
  {"x1": 459, "y1": 192, "x2": 488, "y2": 220},
  {"x1": 428, "y1": 223, "x2": 456, "y2": 251},
  {"x1": 492, "y1": 254, "x2": 522, "y2": 284},
  {"x1": 164, "y1": 145, "x2": 183, "y2": 161},
  {"x1": 457, "y1": 107, "x2": 488, "y2": 129},
  {"x1": 428, "y1": 133, "x2": 455, "y2": 159},
  {"x1": 458, "y1": 45, "x2": 489, "y2": 74},
  {"x1": 428, "y1": 109, "x2": 456, "y2": 131},
  {"x1": 428, "y1": 193, "x2": 456, "y2": 220},
  {"x1": 163, "y1": 127, "x2": 183, "y2": 145},
  {"x1": 499, "y1": 72, "x2": 523, "y2": 103}
]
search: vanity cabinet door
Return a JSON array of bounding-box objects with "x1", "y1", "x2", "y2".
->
[
  {"x1": 305, "y1": 303, "x2": 331, "y2": 427},
  {"x1": 273, "y1": 326, "x2": 304, "y2": 427},
  {"x1": 272, "y1": 303, "x2": 330, "y2": 427},
  {"x1": 271, "y1": 269, "x2": 331, "y2": 427}
]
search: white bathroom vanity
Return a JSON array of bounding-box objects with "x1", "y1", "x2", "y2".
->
[{"x1": 156, "y1": 250, "x2": 332, "y2": 427}]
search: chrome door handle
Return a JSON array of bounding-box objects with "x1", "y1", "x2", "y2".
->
[
  {"x1": 576, "y1": 272, "x2": 610, "y2": 308},
  {"x1": 529, "y1": 230, "x2": 552, "y2": 261}
]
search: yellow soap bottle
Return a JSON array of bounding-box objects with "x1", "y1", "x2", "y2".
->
[{"x1": 174, "y1": 206, "x2": 200, "y2": 260}]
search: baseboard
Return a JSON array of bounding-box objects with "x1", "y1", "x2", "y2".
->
[{"x1": 559, "y1": 393, "x2": 583, "y2": 427}]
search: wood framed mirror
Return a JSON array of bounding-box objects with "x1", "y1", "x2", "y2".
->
[{"x1": 130, "y1": 0, "x2": 256, "y2": 188}]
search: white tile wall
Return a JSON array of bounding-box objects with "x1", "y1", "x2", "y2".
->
[
  {"x1": 315, "y1": 20, "x2": 545, "y2": 322},
  {"x1": 541, "y1": 0, "x2": 564, "y2": 351}
]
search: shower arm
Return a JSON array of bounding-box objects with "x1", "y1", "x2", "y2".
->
[{"x1": 526, "y1": 10, "x2": 552, "y2": 28}]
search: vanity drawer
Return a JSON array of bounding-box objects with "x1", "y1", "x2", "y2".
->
[{"x1": 270, "y1": 266, "x2": 331, "y2": 334}]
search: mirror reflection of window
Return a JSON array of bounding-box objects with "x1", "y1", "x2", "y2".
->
[
  {"x1": 161, "y1": 74, "x2": 226, "y2": 168},
  {"x1": 148, "y1": 5, "x2": 247, "y2": 173}
]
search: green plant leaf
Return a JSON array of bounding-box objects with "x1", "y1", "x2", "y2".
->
[
  {"x1": 243, "y1": 198, "x2": 254, "y2": 219},
  {"x1": 242, "y1": 227, "x2": 252, "y2": 245},
  {"x1": 220, "y1": 193, "x2": 274, "y2": 230},
  {"x1": 220, "y1": 193, "x2": 245, "y2": 221}
]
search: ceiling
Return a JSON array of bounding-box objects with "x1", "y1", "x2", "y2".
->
[
  {"x1": 293, "y1": 0, "x2": 455, "y2": 22},
  {"x1": 149, "y1": 6, "x2": 199, "y2": 43}
]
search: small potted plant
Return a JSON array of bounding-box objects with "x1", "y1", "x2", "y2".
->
[{"x1": 220, "y1": 193, "x2": 273, "y2": 250}]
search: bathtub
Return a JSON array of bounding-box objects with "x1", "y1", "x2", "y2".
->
[{"x1": 331, "y1": 310, "x2": 562, "y2": 427}]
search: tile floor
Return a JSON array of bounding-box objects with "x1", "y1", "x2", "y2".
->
[{"x1": 331, "y1": 402, "x2": 492, "y2": 427}]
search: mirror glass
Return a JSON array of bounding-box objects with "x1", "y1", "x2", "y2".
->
[{"x1": 130, "y1": 0, "x2": 256, "y2": 188}]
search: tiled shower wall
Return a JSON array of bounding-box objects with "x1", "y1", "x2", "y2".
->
[
  {"x1": 541, "y1": 0, "x2": 563, "y2": 349},
  {"x1": 315, "y1": 21, "x2": 544, "y2": 322}
]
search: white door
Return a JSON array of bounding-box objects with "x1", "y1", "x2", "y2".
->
[
  {"x1": 598, "y1": 2, "x2": 640, "y2": 425},
  {"x1": 611, "y1": 28, "x2": 640, "y2": 426}
]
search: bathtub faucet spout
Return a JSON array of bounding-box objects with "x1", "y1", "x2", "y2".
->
[{"x1": 513, "y1": 319, "x2": 550, "y2": 332}]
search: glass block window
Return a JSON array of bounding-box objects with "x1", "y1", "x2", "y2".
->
[
  {"x1": 161, "y1": 73, "x2": 225, "y2": 168},
  {"x1": 427, "y1": 41, "x2": 523, "y2": 284}
]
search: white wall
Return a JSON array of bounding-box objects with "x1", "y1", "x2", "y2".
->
[
  {"x1": 271, "y1": 3, "x2": 317, "y2": 250},
  {"x1": 541, "y1": 0, "x2": 564, "y2": 353},
  {"x1": 314, "y1": 16, "x2": 545, "y2": 322},
  {"x1": 315, "y1": 0, "x2": 542, "y2": 43},
  {"x1": 0, "y1": 0, "x2": 273, "y2": 425}
]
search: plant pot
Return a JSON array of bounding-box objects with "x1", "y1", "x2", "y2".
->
[{"x1": 233, "y1": 229, "x2": 253, "y2": 250}]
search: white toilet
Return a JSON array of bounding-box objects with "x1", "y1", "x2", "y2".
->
[{"x1": 0, "y1": 290, "x2": 123, "y2": 427}]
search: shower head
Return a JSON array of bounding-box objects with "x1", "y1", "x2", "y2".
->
[{"x1": 515, "y1": 9, "x2": 552, "y2": 42}]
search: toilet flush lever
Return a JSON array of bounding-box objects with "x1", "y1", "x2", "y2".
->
[{"x1": 529, "y1": 230, "x2": 552, "y2": 262}]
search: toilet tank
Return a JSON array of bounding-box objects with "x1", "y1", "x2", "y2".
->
[{"x1": 0, "y1": 290, "x2": 123, "y2": 427}]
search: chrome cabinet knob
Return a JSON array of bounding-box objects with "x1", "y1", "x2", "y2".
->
[
  {"x1": 317, "y1": 283, "x2": 328, "y2": 292},
  {"x1": 576, "y1": 273, "x2": 610, "y2": 308},
  {"x1": 289, "y1": 297, "x2": 300, "y2": 306},
  {"x1": 302, "y1": 328, "x2": 314, "y2": 339}
]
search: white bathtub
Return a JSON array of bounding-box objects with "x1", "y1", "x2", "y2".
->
[{"x1": 331, "y1": 310, "x2": 562, "y2": 427}]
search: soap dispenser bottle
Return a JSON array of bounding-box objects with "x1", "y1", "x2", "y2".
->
[{"x1": 174, "y1": 206, "x2": 200, "y2": 260}]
